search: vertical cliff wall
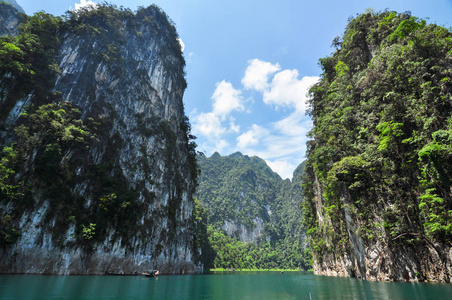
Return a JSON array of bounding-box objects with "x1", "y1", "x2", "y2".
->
[
  {"x1": 303, "y1": 11, "x2": 452, "y2": 282},
  {"x1": 0, "y1": 4, "x2": 198, "y2": 275}
]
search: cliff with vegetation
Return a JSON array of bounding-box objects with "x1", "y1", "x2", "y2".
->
[
  {"x1": 194, "y1": 152, "x2": 309, "y2": 270},
  {"x1": 303, "y1": 10, "x2": 452, "y2": 282},
  {"x1": 0, "y1": 3, "x2": 198, "y2": 275},
  {"x1": 0, "y1": 0, "x2": 24, "y2": 14},
  {"x1": 0, "y1": 0, "x2": 24, "y2": 36}
]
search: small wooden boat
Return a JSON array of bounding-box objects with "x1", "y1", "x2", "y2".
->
[{"x1": 144, "y1": 270, "x2": 159, "y2": 277}]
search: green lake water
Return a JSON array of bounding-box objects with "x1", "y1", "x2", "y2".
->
[{"x1": 1, "y1": 271, "x2": 451, "y2": 299}]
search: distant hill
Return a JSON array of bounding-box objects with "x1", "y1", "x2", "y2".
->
[
  {"x1": 196, "y1": 152, "x2": 306, "y2": 244},
  {"x1": 195, "y1": 152, "x2": 309, "y2": 269},
  {"x1": 197, "y1": 152, "x2": 280, "y2": 243},
  {"x1": 195, "y1": 152, "x2": 311, "y2": 269}
]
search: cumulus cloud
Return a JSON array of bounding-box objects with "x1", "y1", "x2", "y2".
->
[
  {"x1": 74, "y1": 0, "x2": 97, "y2": 11},
  {"x1": 191, "y1": 80, "x2": 245, "y2": 144},
  {"x1": 197, "y1": 138, "x2": 229, "y2": 157},
  {"x1": 212, "y1": 81, "x2": 244, "y2": 118},
  {"x1": 233, "y1": 60, "x2": 319, "y2": 179},
  {"x1": 265, "y1": 160, "x2": 296, "y2": 180},
  {"x1": 236, "y1": 116, "x2": 310, "y2": 161},
  {"x1": 236, "y1": 124, "x2": 266, "y2": 148},
  {"x1": 192, "y1": 112, "x2": 225, "y2": 138},
  {"x1": 264, "y1": 71, "x2": 319, "y2": 112},
  {"x1": 192, "y1": 58, "x2": 319, "y2": 180},
  {"x1": 229, "y1": 119, "x2": 240, "y2": 133},
  {"x1": 242, "y1": 59, "x2": 281, "y2": 92},
  {"x1": 233, "y1": 131, "x2": 307, "y2": 180},
  {"x1": 273, "y1": 110, "x2": 312, "y2": 137},
  {"x1": 216, "y1": 139, "x2": 230, "y2": 151},
  {"x1": 242, "y1": 59, "x2": 318, "y2": 113}
]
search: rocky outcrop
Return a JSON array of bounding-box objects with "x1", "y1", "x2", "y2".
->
[
  {"x1": 310, "y1": 182, "x2": 452, "y2": 282},
  {"x1": 0, "y1": 4, "x2": 197, "y2": 275},
  {"x1": 0, "y1": 0, "x2": 25, "y2": 14},
  {"x1": 0, "y1": 2, "x2": 23, "y2": 36}
]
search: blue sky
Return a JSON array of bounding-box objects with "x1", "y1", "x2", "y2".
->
[{"x1": 17, "y1": 0, "x2": 452, "y2": 179}]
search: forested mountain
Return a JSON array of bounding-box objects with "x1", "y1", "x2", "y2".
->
[
  {"x1": 194, "y1": 152, "x2": 309, "y2": 270},
  {"x1": 303, "y1": 10, "x2": 452, "y2": 282},
  {"x1": 0, "y1": 3, "x2": 198, "y2": 274}
]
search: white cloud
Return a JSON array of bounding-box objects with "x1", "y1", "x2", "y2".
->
[
  {"x1": 216, "y1": 139, "x2": 229, "y2": 151},
  {"x1": 236, "y1": 124, "x2": 266, "y2": 148},
  {"x1": 193, "y1": 59, "x2": 319, "y2": 180},
  {"x1": 197, "y1": 139, "x2": 229, "y2": 157},
  {"x1": 192, "y1": 112, "x2": 226, "y2": 138},
  {"x1": 191, "y1": 81, "x2": 245, "y2": 145},
  {"x1": 264, "y1": 71, "x2": 318, "y2": 112},
  {"x1": 234, "y1": 129, "x2": 308, "y2": 181},
  {"x1": 273, "y1": 110, "x2": 312, "y2": 137},
  {"x1": 229, "y1": 119, "x2": 240, "y2": 133},
  {"x1": 241, "y1": 59, "x2": 318, "y2": 113},
  {"x1": 236, "y1": 118, "x2": 309, "y2": 160},
  {"x1": 234, "y1": 60, "x2": 318, "y2": 180},
  {"x1": 265, "y1": 160, "x2": 296, "y2": 180},
  {"x1": 242, "y1": 59, "x2": 281, "y2": 92},
  {"x1": 74, "y1": 0, "x2": 97, "y2": 11},
  {"x1": 212, "y1": 81, "x2": 244, "y2": 118},
  {"x1": 177, "y1": 38, "x2": 185, "y2": 52}
]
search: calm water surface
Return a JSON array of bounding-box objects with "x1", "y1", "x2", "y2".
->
[{"x1": 1, "y1": 271, "x2": 452, "y2": 299}]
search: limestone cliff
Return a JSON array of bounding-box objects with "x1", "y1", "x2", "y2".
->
[
  {"x1": 0, "y1": 0, "x2": 25, "y2": 14},
  {"x1": 303, "y1": 11, "x2": 452, "y2": 282},
  {"x1": 0, "y1": 2, "x2": 23, "y2": 36},
  {"x1": 0, "y1": 4, "x2": 198, "y2": 275}
]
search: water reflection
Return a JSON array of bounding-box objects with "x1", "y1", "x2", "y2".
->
[{"x1": 1, "y1": 272, "x2": 451, "y2": 299}]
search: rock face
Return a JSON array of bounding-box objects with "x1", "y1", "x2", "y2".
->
[
  {"x1": 309, "y1": 180, "x2": 452, "y2": 283},
  {"x1": 0, "y1": 0, "x2": 25, "y2": 14},
  {"x1": 0, "y1": 5, "x2": 198, "y2": 275},
  {"x1": 196, "y1": 152, "x2": 306, "y2": 247},
  {"x1": 0, "y1": 2, "x2": 23, "y2": 36}
]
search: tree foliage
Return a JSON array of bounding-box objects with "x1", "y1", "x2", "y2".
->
[
  {"x1": 0, "y1": 11, "x2": 62, "y2": 119},
  {"x1": 203, "y1": 225, "x2": 310, "y2": 270}
]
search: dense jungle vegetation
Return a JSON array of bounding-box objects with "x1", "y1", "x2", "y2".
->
[
  {"x1": 302, "y1": 10, "x2": 452, "y2": 262},
  {"x1": 194, "y1": 152, "x2": 310, "y2": 270}
]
